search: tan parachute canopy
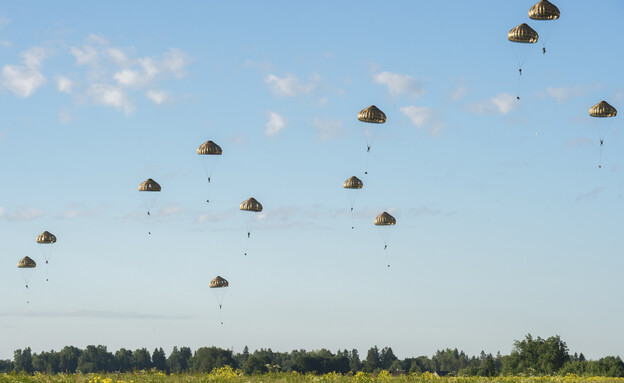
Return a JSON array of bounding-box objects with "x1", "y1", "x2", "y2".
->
[
  {"x1": 138, "y1": 178, "x2": 161, "y2": 192},
  {"x1": 197, "y1": 140, "x2": 222, "y2": 155},
  {"x1": 589, "y1": 101, "x2": 617, "y2": 118},
  {"x1": 240, "y1": 197, "x2": 263, "y2": 212},
  {"x1": 343, "y1": 176, "x2": 363, "y2": 190},
  {"x1": 18, "y1": 256, "x2": 36, "y2": 268},
  {"x1": 358, "y1": 105, "x2": 386, "y2": 123},
  {"x1": 36, "y1": 231, "x2": 56, "y2": 244},
  {"x1": 508, "y1": 23, "x2": 539, "y2": 43},
  {"x1": 375, "y1": 212, "x2": 396, "y2": 226},
  {"x1": 529, "y1": 0, "x2": 560, "y2": 20},
  {"x1": 210, "y1": 276, "x2": 229, "y2": 288}
]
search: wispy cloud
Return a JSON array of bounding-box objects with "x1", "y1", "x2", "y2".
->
[
  {"x1": 56, "y1": 76, "x2": 74, "y2": 93},
  {"x1": 314, "y1": 118, "x2": 343, "y2": 142},
  {"x1": 466, "y1": 93, "x2": 517, "y2": 115},
  {"x1": 575, "y1": 187, "x2": 604, "y2": 202},
  {"x1": 400, "y1": 106, "x2": 443, "y2": 135},
  {"x1": 159, "y1": 204, "x2": 185, "y2": 217},
  {"x1": 245, "y1": 59, "x2": 274, "y2": 71},
  {"x1": 409, "y1": 206, "x2": 457, "y2": 217},
  {"x1": 1, "y1": 46, "x2": 48, "y2": 98},
  {"x1": 58, "y1": 108, "x2": 72, "y2": 125},
  {"x1": 89, "y1": 83, "x2": 132, "y2": 114},
  {"x1": 373, "y1": 71, "x2": 425, "y2": 98},
  {"x1": 565, "y1": 137, "x2": 593, "y2": 148},
  {"x1": 0, "y1": 40, "x2": 11, "y2": 48},
  {"x1": 0, "y1": 206, "x2": 44, "y2": 221},
  {"x1": 0, "y1": 17, "x2": 11, "y2": 30},
  {"x1": 146, "y1": 90, "x2": 169, "y2": 105},
  {"x1": 451, "y1": 79, "x2": 467, "y2": 100},
  {"x1": 57, "y1": 203, "x2": 101, "y2": 219},
  {"x1": 67, "y1": 35, "x2": 190, "y2": 113},
  {"x1": 265, "y1": 111, "x2": 288, "y2": 136},
  {"x1": 0, "y1": 309, "x2": 189, "y2": 320},
  {"x1": 545, "y1": 85, "x2": 589, "y2": 104},
  {"x1": 264, "y1": 73, "x2": 317, "y2": 97}
]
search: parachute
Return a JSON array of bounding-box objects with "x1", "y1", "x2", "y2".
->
[
  {"x1": 197, "y1": 140, "x2": 222, "y2": 203},
  {"x1": 589, "y1": 101, "x2": 618, "y2": 168},
  {"x1": 375, "y1": 212, "x2": 396, "y2": 267},
  {"x1": 36, "y1": 231, "x2": 56, "y2": 282},
  {"x1": 240, "y1": 198, "x2": 263, "y2": 255},
  {"x1": 18, "y1": 256, "x2": 36, "y2": 303},
  {"x1": 358, "y1": 105, "x2": 386, "y2": 174},
  {"x1": 529, "y1": 0, "x2": 560, "y2": 20},
  {"x1": 138, "y1": 178, "x2": 161, "y2": 234},
  {"x1": 210, "y1": 276, "x2": 229, "y2": 324},
  {"x1": 529, "y1": 0, "x2": 560, "y2": 54},
  {"x1": 508, "y1": 23, "x2": 539, "y2": 99},
  {"x1": 343, "y1": 176, "x2": 363, "y2": 229}
]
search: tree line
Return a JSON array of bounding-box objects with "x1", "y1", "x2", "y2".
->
[{"x1": 1, "y1": 334, "x2": 623, "y2": 376}]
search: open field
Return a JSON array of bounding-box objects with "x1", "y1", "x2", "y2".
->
[{"x1": 2, "y1": 369, "x2": 624, "y2": 383}]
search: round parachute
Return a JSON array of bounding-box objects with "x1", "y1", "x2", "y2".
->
[
  {"x1": 358, "y1": 105, "x2": 386, "y2": 124},
  {"x1": 508, "y1": 23, "x2": 539, "y2": 43},
  {"x1": 197, "y1": 140, "x2": 223, "y2": 155},
  {"x1": 590, "y1": 101, "x2": 617, "y2": 117},
  {"x1": 210, "y1": 276, "x2": 229, "y2": 288},
  {"x1": 138, "y1": 178, "x2": 161, "y2": 192},
  {"x1": 375, "y1": 212, "x2": 396, "y2": 226},
  {"x1": 36, "y1": 231, "x2": 56, "y2": 244},
  {"x1": 240, "y1": 198, "x2": 263, "y2": 212},
  {"x1": 529, "y1": 0, "x2": 560, "y2": 20},
  {"x1": 343, "y1": 176, "x2": 363, "y2": 190},
  {"x1": 18, "y1": 256, "x2": 36, "y2": 268}
]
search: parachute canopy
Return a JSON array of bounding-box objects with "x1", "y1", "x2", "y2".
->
[
  {"x1": 240, "y1": 198, "x2": 263, "y2": 212},
  {"x1": 197, "y1": 140, "x2": 222, "y2": 155},
  {"x1": 589, "y1": 101, "x2": 617, "y2": 118},
  {"x1": 36, "y1": 231, "x2": 56, "y2": 244},
  {"x1": 210, "y1": 276, "x2": 229, "y2": 288},
  {"x1": 529, "y1": 0, "x2": 560, "y2": 20},
  {"x1": 18, "y1": 256, "x2": 36, "y2": 268},
  {"x1": 508, "y1": 23, "x2": 539, "y2": 43},
  {"x1": 358, "y1": 105, "x2": 386, "y2": 124},
  {"x1": 138, "y1": 178, "x2": 161, "y2": 192},
  {"x1": 343, "y1": 176, "x2": 363, "y2": 190},
  {"x1": 375, "y1": 212, "x2": 396, "y2": 226}
]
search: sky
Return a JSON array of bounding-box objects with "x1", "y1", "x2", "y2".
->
[{"x1": 1, "y1": 0, "x2": 624, "y2": 361}]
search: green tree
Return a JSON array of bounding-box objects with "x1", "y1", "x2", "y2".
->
[
  {"x1": 192, "y1": 346, "x2": 235, "y2": 372},
  {"x1": 77, "y1": 345, "x2": 113, "y2": 373},
  {"x1": 32, "y1": 350, "x2": 59, "y2": 373},
  {"x1": 363, "y1": 346, "x2": 380, "y2": 372},
  {"x1": 380, "y1": 347, "x2": 397, "y2": 370},
  {"x1": 13, "y1": 347, "x2": 33, "y2": 373},
  {"x1": 132, "y1": 348, "x2": 152, "y2": 370},
  {"x1": 58, "y1": 346, "x2": 81, "y2": 373},
  {"x1": 114, "y1": 348, "x2": 133, "y2": 372},
  {"x1": 152, "y1": 348, "x2": 167, "y2": 372}
]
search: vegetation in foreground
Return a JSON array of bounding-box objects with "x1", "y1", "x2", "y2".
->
[{"x1": 1, "y1": 335, "x2": 624, "y2": 378}]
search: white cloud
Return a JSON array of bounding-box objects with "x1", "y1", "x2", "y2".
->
[
  {"x1": 2, "y1": 65, "x2": 46, "y2": 97},
  {"x1": 107, "y1": 47, "x2": 129, "y2": 66},
  {"x1": 265, "y1": 111, "x2": 288, "y2": 136},
  {"x1": 244, "y1": 59, "x2": 273, "y2": 71},
  {"x1": 0, "y1": 206, "x2": 44, "y2": 221},
  {"x1": 451, "y1": 80, "x2": 467, "y2": 100},
  {"x1": 467, "y1": 93, "x2": 518, "y2": 115},
  {"x1": 146, "y1": 90, "x2": 169, "y2": 105},
  {"x1": 1, "y1": 47, "x2": 48, "y2": 98},
  {"x1": 545, "y1": 86, "x2": 587, "y2": 104},
  {"x1": 0, "y1": 17, "x2": 10, "y2": 30},
  {"x1": 159, "y1": 204, "x2": 185, "y2": 216},
  {"x1": 90, "y1": 83, "x2": 132, "y2": 114},
  {"x1": 373, "y1": 71, "x2": 425, "y2": 98},
  {"x1": 317, "y1": 97, "x2": 329, "y2": 107},
  {"x1": 575, "y1": 187, "x2": 604, "y2": 202},
  {"x1": 57, "y1": 204, "x2": 101, "y2": 219},
  {"x1": 0, "y1": 40, "x2": 11, "y2": 48},
  {"x1": 565, "y1": 137, "x2": 593, "y2": 148},
  {"x1": 56, "y1": 76, "x2": 74, "y2": 93},
  {"x1": 70, "y1": 45, "x2": 99, "y2": 66},
  {"x1": 314, "y1": 118, "x2": 343, "y2": 142},
  {"x1": 162, "y1": 48, "x2": 190, "y2": 78},
  {"x1": 58, "y1": 108, "x2": 71, "y2": 124},
  {"x1": 264, "y1": 73, "x2": 316, "y2": 97},
  {"x1": 400, "y1": 106, "x2": 444, "y2": 135},
  {"x1": 113, "y1": 68, "x2": 141, "y2": 86}
]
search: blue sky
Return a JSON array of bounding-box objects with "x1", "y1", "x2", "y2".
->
[{"x1": 1, "y1": 1, "x2": 624, "y2": 361}]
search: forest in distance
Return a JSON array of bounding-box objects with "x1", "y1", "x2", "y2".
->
[{"x1": 2, "y1": 335, "x2": 624, "y2": 377}]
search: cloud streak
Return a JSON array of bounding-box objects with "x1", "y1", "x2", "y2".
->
[
  {"x1": 264, "y1": 73, "x2": 317, "y2": 97},
  {"x1": 373, "y1": 71, "x2": 425, "y2": 98},
  {"x1": 1, "y1": 47, "x2": 48, "y2": 98}
]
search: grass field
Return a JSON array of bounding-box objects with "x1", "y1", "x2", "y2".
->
[{"x1": 2, "y1": 368, "x2": 624, "y2": 383}]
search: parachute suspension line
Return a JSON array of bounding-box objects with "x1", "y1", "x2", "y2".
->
[
  {"x1": 45, "y1": 261, "x2": 49, "y2": 282},
  {"x1": 599, "y1": 138, "x2": 604, "y2": 169}
]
